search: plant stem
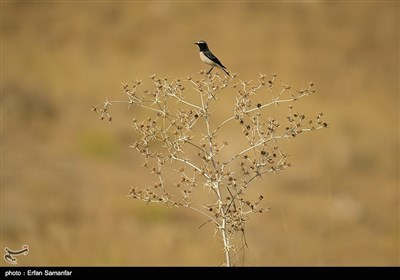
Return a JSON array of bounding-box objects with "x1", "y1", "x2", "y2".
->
[
  {"x1": 221, "y1": 217, "x2": 231, "y2": 267},
  {"x1": 213, "y1": 180, "x2": 231, "y2": 266}
]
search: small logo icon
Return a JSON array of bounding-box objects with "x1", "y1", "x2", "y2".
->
[{"x1": 4, "y1": 245, "x2": 29, "y2": 265}]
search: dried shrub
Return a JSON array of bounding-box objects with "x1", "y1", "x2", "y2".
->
[{"x1": 93, "y1": 71, "x2": 327, "y2": 266}]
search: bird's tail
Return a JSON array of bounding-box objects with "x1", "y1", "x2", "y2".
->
[{"x1": 222, "y1": 66, "x2": 230, "y2": 77}]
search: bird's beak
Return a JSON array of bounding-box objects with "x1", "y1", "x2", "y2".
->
[{"x1": 194, "y1": 42, "x2": 198, "y2": 45}]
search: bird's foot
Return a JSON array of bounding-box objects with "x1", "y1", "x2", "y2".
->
[{"x1": 206, "y1": 67, "x2": 214, "y2": 75}]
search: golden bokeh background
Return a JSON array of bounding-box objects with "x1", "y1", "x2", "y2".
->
[{"x1": 2, "y1": 1, "x2": 398, "y2": 266}]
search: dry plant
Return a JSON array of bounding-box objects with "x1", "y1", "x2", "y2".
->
[{"x1": 93, "y1": 71, "x2": 328, "y2": 266}]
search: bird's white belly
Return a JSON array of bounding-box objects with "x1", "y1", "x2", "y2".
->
[{"x1": 200, "y1": 52, "x2": 218, "y2": 67}]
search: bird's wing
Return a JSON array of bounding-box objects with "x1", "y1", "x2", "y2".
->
[{"x1": 204, "y1": 50, "x2": 227, "y2": 69}]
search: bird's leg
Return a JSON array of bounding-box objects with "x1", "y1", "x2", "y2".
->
[{"x1": 206, "y1": 67, "x2": 214, "y2": 75}]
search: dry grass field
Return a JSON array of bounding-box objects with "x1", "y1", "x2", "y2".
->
[{"x1": 1, "y1": 1, "x2": 398, "y2": 266}]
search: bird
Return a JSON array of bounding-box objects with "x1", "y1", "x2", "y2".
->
[{"x1": 194, "y1": 40, "x2": 230, "y2": 76}]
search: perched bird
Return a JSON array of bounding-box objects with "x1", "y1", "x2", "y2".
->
[{"x1": 194, "y1": 40, "x2": 230, "y2": 76}]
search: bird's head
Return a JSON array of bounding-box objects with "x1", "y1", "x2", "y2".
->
[{"x1": 195, "y1": 40, "x2": 209, "y2": 51}]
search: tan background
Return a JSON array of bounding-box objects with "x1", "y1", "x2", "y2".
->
[{"x1": 2, "y1": 1, "x2": 398, "y2": 266}]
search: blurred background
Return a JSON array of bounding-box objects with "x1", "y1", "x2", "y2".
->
[{"x1": 2, "y1": 1, "x2": 398, "y2": 266}]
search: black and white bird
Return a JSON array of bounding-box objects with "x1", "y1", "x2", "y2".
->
[{"x1": 195, "y1": 40, "x2": 230, "y2": 76}]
